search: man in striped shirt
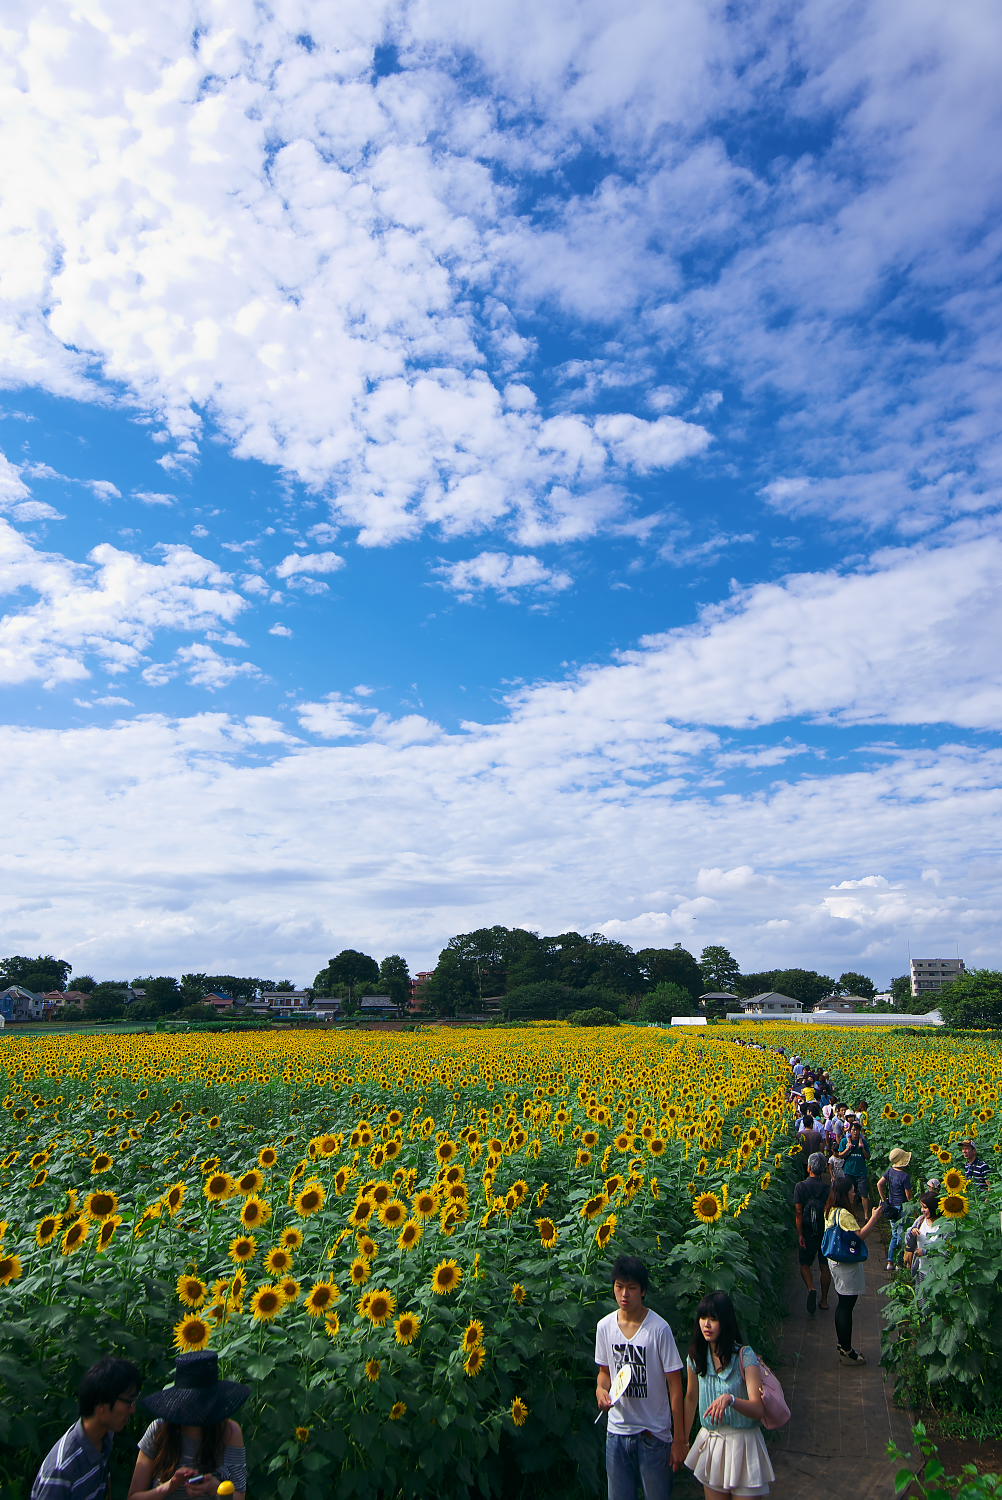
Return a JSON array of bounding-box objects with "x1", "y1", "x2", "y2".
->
[
  {"x1": 960, "y1": 1140, "x2": 991, "y2": 1192},
  {"x1": 32, "y1": 1356, "x2": 142, "y2": 1500}
]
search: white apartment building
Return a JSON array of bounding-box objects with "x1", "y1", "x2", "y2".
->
[{"x1": 910, "y1": 958, "x2": 964, "y2": 998}]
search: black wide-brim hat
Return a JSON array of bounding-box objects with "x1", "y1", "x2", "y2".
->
[{"x1": 142, "y1": 1352, "x2": 250, "y2": 1425}]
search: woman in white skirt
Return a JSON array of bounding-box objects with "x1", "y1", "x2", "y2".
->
[{"x1": 683, "y1": 1290, "x2": 774, "y2": 1499}]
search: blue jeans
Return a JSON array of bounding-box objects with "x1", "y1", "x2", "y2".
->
[
  {"x1": 887, "y1": 1212, "x2": 907, "y2": 1264},
  {"x1": 606, "y1": 1432, "x2": 674, "y2": 1500}
]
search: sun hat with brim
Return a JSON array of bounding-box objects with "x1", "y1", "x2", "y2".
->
[
  {"x1": 889, "y1": 1148, "x2": 912, "y2": 1168},
  {"x1": 142, "y1": 1352, "x2": 250, "y2": 1425}
]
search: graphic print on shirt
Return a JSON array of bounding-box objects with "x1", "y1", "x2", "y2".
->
[{"x1": 613, "y1": 1341, "x2": 648, "y2": 1399}]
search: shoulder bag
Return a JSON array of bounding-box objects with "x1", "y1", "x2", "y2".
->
[{"x1": 739, "y1": 1346, "x2": 790, "y2": 1430}]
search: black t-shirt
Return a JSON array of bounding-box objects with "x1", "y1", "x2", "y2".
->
[{"x1": 794, "y1": 1176, "x2": 829, "y2": 1239}]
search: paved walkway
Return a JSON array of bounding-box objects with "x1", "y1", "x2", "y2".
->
[{"x1": 675, "y1": 1254, "x2": 914, "y2": 1500}]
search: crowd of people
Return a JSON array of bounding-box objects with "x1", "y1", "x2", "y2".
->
[{"x1": 787, "y1": 1053, "x2": 991, "y2": 1368}]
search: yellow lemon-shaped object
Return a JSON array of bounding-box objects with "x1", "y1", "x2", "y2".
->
[{"x1": 217, "y1": 1485, "x2": 235, "y2": 1496}]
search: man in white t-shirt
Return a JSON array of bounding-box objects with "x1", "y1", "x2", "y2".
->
[{"x1": 595, "y1": 1254, "x2": 686, "y2": 1499}]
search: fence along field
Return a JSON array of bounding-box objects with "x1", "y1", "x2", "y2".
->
[{"x1": 0, "y1": 1025, "x2": 799, "y2": 1498}]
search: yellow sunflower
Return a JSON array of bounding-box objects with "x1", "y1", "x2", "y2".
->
[
  {"x1": 62, "y1": 1220, "x2": 90, "y2": 1255},
  {"x1": 250, "y1": 1285, "x2": 285, "y2": 1322},
  {"x1": 535, "y1": 1217, "x2": 558, "y2": 1248},
  {"x1": 241, "y1": 1196, "x2": 271, "y2": 1230},
  {"x1": 360, "y1": 1290, "x2": 396, "y2": 1326},
  {"x1": 349, "y1": 1256, "x2": 372, "y2": 1286},
  {"x1": 279, "y1": 1226, "x2": 304, "y2": 1250},
  {"x1": 90, "y1": 1154, "x2": 113, "y2": 1174},
  {"x1": 163, "y1": 1182, "x2": 187, "y2": 1216},
  {"x1": 173, "y1": 1315, "x2": 211, "y2": 1353},
  {"x1": 512, "y1": 1282, "x2": 527, "y2": 1305},
  {"x1": 511, "y1": 1397, "x2": 529, "y2": 1426},
  {"x1": 365, "y1": 1359, "x2": 381, "y2": 1382},
  {"x1": 304, "y1": 1281, "x2": 340, "y2": 1317},
  {"x1": 177, "y1": 1274, "x2": 208, "y2": 1308},
  {"x1": 694, "y1": 1192, "x2": 723, "y2": 1224},
  {"x1": 431, "y1": 1259, "x2": 462, "y2": 1295},
  {"x1": 35, "y1": 1215, "x2": 60, "y2": 1248},
  {"x1": 461, "y1": 1319, "x2": 485, "y2": 1351},
  {"x1": 398, "y1": 1219, "x2": 423, "y2": 1251},
  {"x1": 464, "y1": 1345, "x2": 487, "y2": 1377},
  {"x1": 265, "y1": 1247, "x2": 293, "y2": 1275},
  {"x1": 204, "y1": 1172, "x2": 237, "y2": 1203},
  {"x1": 279, "y1": 1277, "x2": 301, "y2": 1303},
  {"x1": 324, "y1": 1312, "x2": 341, "y2": 1339},
  {"x1": 389, "y1": 1402, "x2": 408, "y2": 1421},
  {"x1": 394, "y1": 1311, "x2": 421, "y2": 1345},
  {"x1": 294, "y1": 1182, "x2": 327, "y2": 1217},
  {"x1": 258, "y1": 1146, "x2": 279, "y2": 1169},
  {"x1": 228, "y1": 1235, "x2": 258, "y2": 1264},
  {"x1": 0, "y1": 1254, "x2": 24, "y2": 1286},
  {"x1": 938, "y1": 1193, "x2": 969, "y2": 1219}
]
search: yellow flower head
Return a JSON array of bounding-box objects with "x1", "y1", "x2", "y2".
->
[{"x1": 431, "y1": 1259, "x2": 462, "y2": 1295}]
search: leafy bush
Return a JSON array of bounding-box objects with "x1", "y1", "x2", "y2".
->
[
  {"x1": 891, "y1": 1420, "x2": 1002, "y2": 1497},
  {"x1": 565, "y1": 1008, "x2": 620, "y2": 1026}
]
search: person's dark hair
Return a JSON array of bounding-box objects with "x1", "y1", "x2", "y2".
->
[
  {"x1": 150, "y1": 1421, "x2": 228, "y2": 1481},
  {"x1": 78, "y1": 1357, "x2": 142, "y2": 1417},
  {"x1": 920, "y1": 1189, "x2": 939, "y2": 1219},
  {"x1": 610, "y1": 1254, "x2": 649, "y2": 1294},
  {"x1": 825, "y1": 1173, "x2": 859, "y2": 1218},
  {"x1": 688, "y1": 1291, "x2": 743, "y2": 1376}
]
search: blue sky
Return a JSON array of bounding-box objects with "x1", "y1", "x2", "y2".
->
[{"x1": 1, "y1": 0, "x2": 1000, "y2": 987}]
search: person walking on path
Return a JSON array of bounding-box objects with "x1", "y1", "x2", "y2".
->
[
  {"x1": 836, "y1": 1121, "x2": 872, "y2": 1216},
  {"x1": 595, "y1": 1254, "x2": 687, "y2": 1499},
  {"x1": 32, "y1": 1356, "x2": 142, "y2": 1500},
  {"x1": 959, "y1": 1140, "x2": 991, "y2": 1192},
  {"x1": 907, "y1": 1190, "x2": 944, "y2": 1287},
  {"x1": 794, "y1": 1152, "x2": 832, "y2": 1315},
  {"x1": 683, "y1": 1289, "x2": 774, "y2": 1499},
  {"x1": 824, "y1": 1176, "x2": 885, "y2": 1365},
  {"x1": 876, "y1": 1148, "x2": 914, "y2": 1270}
]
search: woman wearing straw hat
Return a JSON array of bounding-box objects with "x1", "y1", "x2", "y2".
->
[
  {"x1": 128, "y1": 1352, "x2": 248, "y2": 1500},
  {"x1": 876, "y1": 1148, "x2": 914, "y2": 1271}
]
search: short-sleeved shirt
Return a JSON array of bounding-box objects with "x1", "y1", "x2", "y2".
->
[
  {"x1": 965, "y1": 1156, "x2": 990, "y2": 1191},
  {"x1": 137, "y1": 1421, "x2": 246, "y2": 1491},
  {"x1": 595, "y1": 1308, "x2": 683, "y2": 1442},
  {"x1": 839, "y1": 1138, "x2": 868, "y2": 1177},
  {"x1": 31, "y1": 1420, "x2": 112, "y2": 1500},
  {"x1": 884, "y1": 1166, "x2": 913, "y2": 1210},
  {"x1": 794, "y1": 1175, "x2": 829, "y2": 1240},
  {"x1": 686, "y1": 1346, "x2": 762, "y2": 1430}
]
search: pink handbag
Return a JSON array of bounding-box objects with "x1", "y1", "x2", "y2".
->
[{"x1": 739, "y1": 1346, "x2": 791, "y2": 1430}]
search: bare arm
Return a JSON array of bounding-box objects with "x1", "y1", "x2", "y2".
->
[
  {"x1": 596, "y1": 1364, "x2": 612, "y2": 1410},
  {"x1": 667, "y1": 1368, "x2": 687, "y2": 1469},
  {"x1": 128, "y1": 1453, "x2": 194, "y2": 1500},
  {"x1": 703, "y1": 1352, "x2": 766, "y2": 1426},
  {"x1": 683, "y1": 1361, "x2": 699, "y2": 1441},
  {"x1": 856, "y1": 1204, "x2": 884, "y2": 1241}
]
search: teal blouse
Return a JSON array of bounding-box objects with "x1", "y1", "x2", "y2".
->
[{"x1": 687, "y1": 1346, "x2": 761, "y2": 1430}]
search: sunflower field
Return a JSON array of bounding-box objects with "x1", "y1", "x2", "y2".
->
[
  {"x1": 0, "y1": 1024, "x2": 798, "y2": 1498},
  {"x1": 737, "y1": 1023, "x2": 1002, "y2": 1416}
]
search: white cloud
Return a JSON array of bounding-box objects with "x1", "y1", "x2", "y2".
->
[
  {"x1": 0, "y1": 520, "x2": 246, "y2": 686},
  {"x1": 275, "y1": 551, "x2": 346, "y2": 579},
  {"x1": 269, "y1": 623, "x2": 293, "y2": 637},
  {"x1": 133, "y1": 490, "x2": 176, "y2": 507},
  {"x1": 435, "y1": 550, "x2": 573, "y2": 599}
]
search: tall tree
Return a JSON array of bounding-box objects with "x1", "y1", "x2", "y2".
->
[
  {"x1": 932, "y1": 969, "x2": 1002, "y2": 1028},
  {"x1": 379, "y1": 954, "x2": 412, "y2": 1013},
  {"x1": 698, "y1": 945, "x2": 741, "y2": 992},
  {"x1": 637, "y1": 946, "x2": 703, "y2": 1000},
  {"x1": 890, "y1": 975, "x2": 912, "y2": 1008},
  {"x1": 836, "y1": 971, "x2": 876, "y2": 1000},
  {"x1": 0, "y1": 954, "x2": 71, "y2": 992},
  {"x1": 133, "y1": 976, "x2": 183, "y2": 1014},
  {"x1": 314, "y1": 950, "x2": 379, "y2": 1001},
  {"x1": 639, "y1": 982, "x2": 697, "y2": 1022}
]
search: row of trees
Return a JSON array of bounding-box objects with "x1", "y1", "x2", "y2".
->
[{"x1": 7, "y1": 946, "x2": 997, "y2": 1027}]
